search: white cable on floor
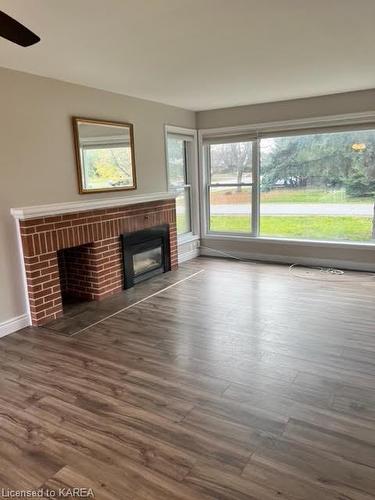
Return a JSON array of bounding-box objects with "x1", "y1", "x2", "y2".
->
[
  {"x1": 289, "y1": 263, "x2": 375, "y2": 283},
  {"x1": 200, "y1": 244, "x2": 375, "y2": 284},
  {"x1": 199, "y1": 245, "x2": 258, "y2": 263}
]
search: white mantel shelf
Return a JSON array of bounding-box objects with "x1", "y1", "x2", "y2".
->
[{"x1": 11, "y1": 192, "x2": 176, "y2": 220}]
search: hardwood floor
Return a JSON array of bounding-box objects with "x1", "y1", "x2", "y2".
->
[{"x1": 1, "y1": 256, "x2": 375, "y2": 499}]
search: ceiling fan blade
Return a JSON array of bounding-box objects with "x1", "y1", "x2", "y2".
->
[{"x1": 0, "y1": 10, "x2": 40, "y2": 47}]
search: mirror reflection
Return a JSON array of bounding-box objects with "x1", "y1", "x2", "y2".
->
[{"x1": 73, "y1": 118, "x2": 137, "y2": 193}]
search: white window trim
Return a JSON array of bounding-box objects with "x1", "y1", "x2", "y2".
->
[
  {"x1": 165, "y1": 125, "x2": 200, "y2": 243},
  {"x1": 199, "y1": 111, "x2": 375, "y2": 138},
  {"x1": 198, "y1": 111, "x2": 375, "y2": 249}
]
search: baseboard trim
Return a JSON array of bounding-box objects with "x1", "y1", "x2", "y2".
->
[
  {"x1": 178, "y1": 248, "x2": 200, "y2": 264},
  {"x1": 0, "y1": 314, "x2": 30, "y2": 338},
  {"x1": 200, "y1": 247, "x2": 375, "y2": 272}
]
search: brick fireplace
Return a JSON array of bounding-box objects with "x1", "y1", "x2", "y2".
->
[{"x1": 13, "y1": 196, "x2": 177, "y2": 326}]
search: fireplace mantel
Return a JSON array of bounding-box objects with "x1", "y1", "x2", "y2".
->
[{"x1": 11, "y1": 191, "x2": 176, "y2": 220}]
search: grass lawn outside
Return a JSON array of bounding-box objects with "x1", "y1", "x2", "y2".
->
[
  {"x1": 260, "y1": 188, "x2": 371, "y2": 204},
  {"x1": 209, "y1": 215, "x2": 374, "y2": 242}
]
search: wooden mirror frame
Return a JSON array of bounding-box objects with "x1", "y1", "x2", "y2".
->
[{"x1": 72, "y1": 117, "x2": 137, "y2": 194}]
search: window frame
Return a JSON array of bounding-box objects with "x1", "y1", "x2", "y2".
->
[
  {"x1": 199, "y1": 112, "x2": 375, "y2": 249},
  {"x1": 165, "y1": 125, "x2": 199, "y2": 241}
]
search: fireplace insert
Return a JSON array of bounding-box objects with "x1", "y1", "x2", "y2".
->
[{"x1": 121, "y1": 224, "x2": 170, "y2": 289}]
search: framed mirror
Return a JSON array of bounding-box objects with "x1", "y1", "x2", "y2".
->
[{"x1": 73, "y1": 117, "x2": 137, "y2": 193}]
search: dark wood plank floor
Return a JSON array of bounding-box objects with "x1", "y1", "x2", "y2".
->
[{"x1": 1, "y1": 257, "x2": 375, "y2": 499}]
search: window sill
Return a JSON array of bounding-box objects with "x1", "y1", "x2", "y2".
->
[
  {"x1": 177, "y1": 233, "x2": 200, "y2": 246},
  {"x1": 202, "y1": 232, "x2": 375, "y2": 251}
]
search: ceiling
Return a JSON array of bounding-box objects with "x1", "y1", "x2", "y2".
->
[{"x1": 1, "y1": 0, "x2": 375, "y2": 111}]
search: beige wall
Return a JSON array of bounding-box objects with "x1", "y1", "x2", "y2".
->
[
  {"x1": 0, "y1": 68, "x2": 195, "y2": 325},
  {"x1": 197, "y1": 90, "x2": 375, "y2": 270},
  {"x1": 197, "y1": 89, "x2": 375, "y2": 129}
]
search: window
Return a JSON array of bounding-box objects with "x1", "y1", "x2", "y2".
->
[
  {"x1": 166, "y1": 129, "x2": 197, "y2": 236},
  {"x1": 204, "y1": 125, "x2": 375, "y2": 244},
  {"x1": 260, "y1": 130, "x2": 375, "y2": 242},
  {"x1": 82, "y1": 144, "x2": 132, "y2": 190},
  {"x1": 207, "y1": 140, "x2": 254, "y2": 234}
]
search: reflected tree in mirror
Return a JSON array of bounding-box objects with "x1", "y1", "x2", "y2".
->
[{"x1": 73, "y1": 118, "x2": 137, "y2": 193}]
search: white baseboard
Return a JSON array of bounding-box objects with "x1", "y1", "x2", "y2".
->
[
  {"x1": 200, "y1": 247, "x2": 375, "y2": 272},
  {"x1": 178, "y1": 248, "x2": 200, "y2": 263},
  {"x1": 0, "y1": 314, "x2": 30, "y2": 338}
]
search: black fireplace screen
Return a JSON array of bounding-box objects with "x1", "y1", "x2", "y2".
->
[{"x1": 121, "y1": 225, "x2": 170, "y2": 289}]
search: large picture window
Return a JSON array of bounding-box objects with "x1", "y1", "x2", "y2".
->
[
  {"x1": 260, "y1": 130, "x2": 375, "y2": 242},
  {"x1": 204, "y1": 126, "x2": 375, "y2": 244}
]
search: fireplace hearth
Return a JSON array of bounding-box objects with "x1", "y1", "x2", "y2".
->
[{"x1": 122, "y1": 225, "x2": 170, "y2": 289}]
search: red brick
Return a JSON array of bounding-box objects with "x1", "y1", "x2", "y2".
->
[
  {"x1": 39, "y1": 252, "x2": 56, "y2": 262},
  {"x1": 45, "y1": 215, "x2": 62, "y2": 223},
  {"x1": 54, "y1": 220, "x2": 72, "y2": 230},
  {"x1": 23, "y1": 217, "x2": 45, "y2": 227}
]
